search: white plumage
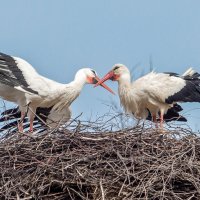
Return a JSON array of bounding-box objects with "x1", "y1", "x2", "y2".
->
[
  {"x1": 95, "y1": 64, "x2": 200, "y2": 127},
  {"x1": 0, "y1": 52, "x2": 113, "y2": 132}
]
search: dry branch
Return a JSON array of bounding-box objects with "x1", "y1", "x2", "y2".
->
[{"x1": 0, "y1": 123, "x2": 200, "y2": 199}]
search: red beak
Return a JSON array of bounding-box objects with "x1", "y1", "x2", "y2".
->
[
  {"x1": 94, "y1": 71, "x2": 114, "y2": 88},
  {"x1": 93, "y1": 75, "x2": 115, "y2": 95}
]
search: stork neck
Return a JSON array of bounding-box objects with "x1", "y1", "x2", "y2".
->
[
  {"x1": 67, "y1": 75, "x2": 87, "y2": 91},
  {"x1": 118, "y1": 73, "x2": 131, "y2": 87},
  {"x1": 118, "y1": 73, "x2": 132, "y2": 100},
  {"x1": 55, "y1": 77, "x2": 86, "y2": 109}
]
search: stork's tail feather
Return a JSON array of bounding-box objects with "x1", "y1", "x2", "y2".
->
[
  {"x1": 182, "y1": 68, "x2": 200, "y2": 101},
  {"x1": 182, "y1": 68, "x2": 200, "y2": 86},
  {"x1": 182, "y1": 67, "x2": 196, "y2": 77}
]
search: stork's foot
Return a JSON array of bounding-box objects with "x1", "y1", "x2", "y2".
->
[
  {"x1": 28, "y1": 127, "x2": 34, "y2": 133},
  {"x1": 28, "y1": 130, "x2": 33, "y2": 133}
]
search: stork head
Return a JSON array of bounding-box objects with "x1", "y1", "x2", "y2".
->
[
  {"x1": 75, "y1": 68, "x2": 115, "y2": 94},
  {"x1": 94, "y1": 64, "x2": 130, "y2": 87}
]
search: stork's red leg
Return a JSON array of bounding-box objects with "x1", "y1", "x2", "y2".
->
[
  {"x1": 28, "y1": 111, "x2": 35, "y2": 133},
  {"x1": 160, "y1": 113, "x2": 164, "y2": 129},
  {"x1": 29, "y1": 115, "x2": 34, "y2": 132},
  {"x1": 18, "y1": 112, "x2": 25, "y2": 132},
  {"x1": 152, "y1": 114, "x2": 158, "y2": 128},
  {"x1": 29, "y1": 120, "x2": 34, "y2": 132}
]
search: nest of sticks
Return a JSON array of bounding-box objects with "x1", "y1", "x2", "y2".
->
[{"x1": 0, "y1": 121, "x2": 200, "y2": 200}]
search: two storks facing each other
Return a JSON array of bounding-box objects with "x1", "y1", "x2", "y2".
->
[
  {"x1": 0, "y1": 51, "x2": 199, "y2": 132},
  {"x1": 0, "y1": 52, "x2": 114, "y2": 132},
  {"x1": 95, "y1": 64, "x2": 200, "y2": 128}
]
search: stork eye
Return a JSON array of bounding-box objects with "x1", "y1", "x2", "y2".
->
[
  {"x1": 114, "y1": 66, "x2": 120, "y2": 70},
  {"x1": 91, "y1": 70, "x2": 96, "y2": 75}
]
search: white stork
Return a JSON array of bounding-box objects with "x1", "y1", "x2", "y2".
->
[
  {"x1": 0, "y1": 52, "x2": 114, "y2": 132},
  {"x1": 95, "y1": 64, "x2": 200, "y2": 128}
]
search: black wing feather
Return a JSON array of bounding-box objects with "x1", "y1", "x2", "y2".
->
[
  {"x1": 146, "y1": 103, "x2": 187, "y2": 122},
  {"x1": 0, "y1": 52, "x2": 38, "y2": 94},
  {"x1": 165, "y1": 71, "x2": 200, "y2": 104},
  {"x1": 0, "y1": 106, "x2": 53, "y2": 133}
]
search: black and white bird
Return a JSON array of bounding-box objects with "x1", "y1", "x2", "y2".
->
[
  {"x1": 0, "y1": 52, "x2": 114, "y2": 132},
  {"x1": 95, "y1": 64, "x2": 200, "y2": 128}
]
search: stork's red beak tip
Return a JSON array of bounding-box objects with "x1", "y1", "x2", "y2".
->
[{"x1": 94, "y1": 76, "x2": 115, "y2": 95}]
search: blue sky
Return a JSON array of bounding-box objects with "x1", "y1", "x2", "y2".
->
[{"x1": 0, "y1": 0, "x2": 200, "y2": 131}]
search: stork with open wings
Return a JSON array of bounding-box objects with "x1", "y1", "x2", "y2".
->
[{"x1": 0, "y1": 52, "x2": 114, "y2": 132}]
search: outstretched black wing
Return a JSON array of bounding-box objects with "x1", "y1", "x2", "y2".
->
[{"x1": 0, "y1": 106, "x2": 53, "y2": 133}]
